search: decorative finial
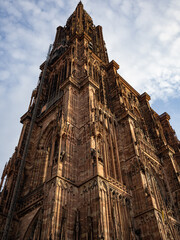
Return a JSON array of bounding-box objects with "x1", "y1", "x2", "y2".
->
[
  {"x1": 78, "y1": 1, "x2": 83, "y2": 6},
  {"x1": 76, "y1": 1, "x2": 83, "y2": 12}
]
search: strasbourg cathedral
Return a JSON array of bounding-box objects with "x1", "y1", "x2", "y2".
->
[{"x1": 0, "y1": 2, "x2": 180, "y2": 240}]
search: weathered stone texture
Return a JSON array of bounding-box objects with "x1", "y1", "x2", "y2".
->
[{"x1": 0, "y1": 2, "x2": 180, "y2": 239}]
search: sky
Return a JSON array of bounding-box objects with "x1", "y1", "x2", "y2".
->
[{"x1": 0, "y1": 0, "x2": 180, "y2": 178}]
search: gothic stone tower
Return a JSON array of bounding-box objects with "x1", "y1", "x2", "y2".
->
[{"x1": 0, "y1": 2, "x2": 180, "y2": 240}]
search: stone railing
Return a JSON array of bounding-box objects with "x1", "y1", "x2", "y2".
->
[
  {"x1": 17, "y1": 185, "x2": 43, "y2": 216},
  {"x1": 108, "y1": 176, "x2": 131, "y2": 195}
]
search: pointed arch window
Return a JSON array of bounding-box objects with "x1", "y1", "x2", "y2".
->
[{"x1": 53, "y1": 135, "x2": 60, "y2": 164}]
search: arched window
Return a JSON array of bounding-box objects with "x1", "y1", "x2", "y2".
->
[
  {"x1": 53, "y1": 135, "x2": 60, "y2": 164},
  {"x1": 49, "y1": 74, "x2": 58, "y2": 99},
  {"x1": 68, "y1": 61, "x2": 71, "y2": 76},
  {"x1": 89, "y1": 62, "x2": 92, "y2": 76},
  {"x1": 64, "y1": 61, "x2": 67, "y2": 80},
  {"x1": 93, "y1": 66, "x2": 96, "y2": 81}
]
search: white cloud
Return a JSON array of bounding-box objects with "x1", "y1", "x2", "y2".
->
[{"x1": 0, "y1": 0, "x2": 180, "y2": 177}]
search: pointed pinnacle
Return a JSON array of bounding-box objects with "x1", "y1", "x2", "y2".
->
[{"x1": 78, "y1": 1, "x2": 83, "y2": 6}]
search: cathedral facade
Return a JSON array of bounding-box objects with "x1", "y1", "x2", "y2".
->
[{"x1": 0, "y1": 2, "x2": 180, "y2": 239}]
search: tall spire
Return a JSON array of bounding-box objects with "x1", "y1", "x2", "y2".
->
[
  {"x1": 76, "y1": 1, "x2": 84, "y2": 14},
  {"x1": 53, "y1": 2, "x2": 109, "y2": 63}
]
